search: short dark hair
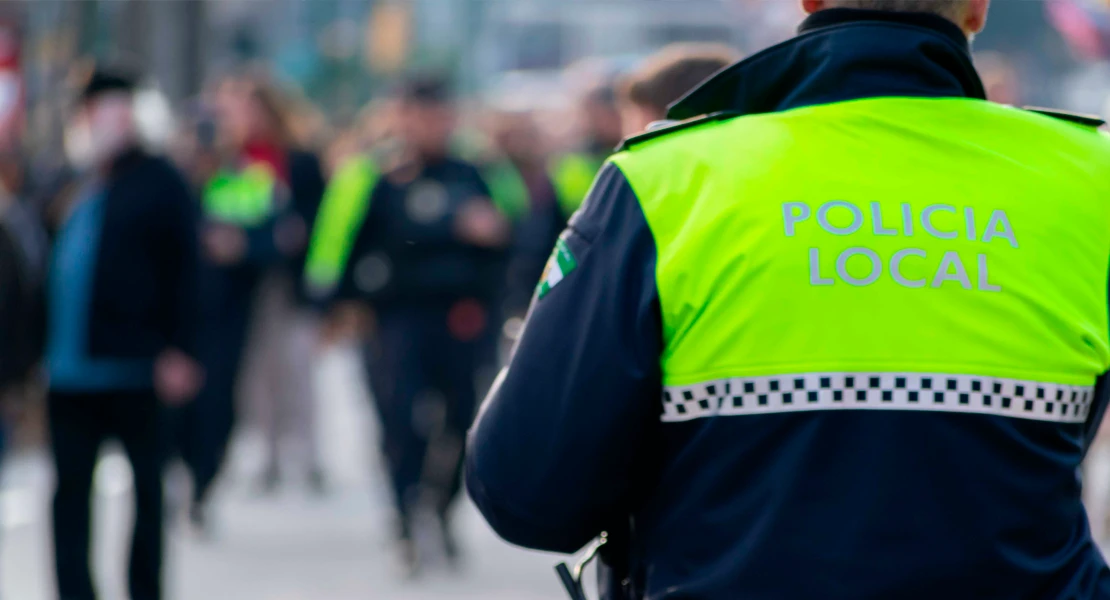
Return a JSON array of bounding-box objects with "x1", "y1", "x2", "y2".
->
[
  {"x1": 619, "y1": 43, "x2": 740, "y2": 114},
  {"x1": 79, "y1": 66, "x2": 138, "y2": 103},
  {"x1": 397, "y1": 73, "x2": 456, "y2": 105}
]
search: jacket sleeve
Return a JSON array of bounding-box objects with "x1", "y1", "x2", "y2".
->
[
  {"x1": 465, "y1": 163, "x2": 663, "y2": 553},
  {"x1": 333, "y1": 178, "x2": 387, "y2": 304}
]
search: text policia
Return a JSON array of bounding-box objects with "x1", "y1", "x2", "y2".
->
[{"x1": 783, "y1": 200, "x2": 1018, "y2": 292}]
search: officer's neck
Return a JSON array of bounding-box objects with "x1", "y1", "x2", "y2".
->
[{"x1": 799, "y1": 8, "x2": 968, "y2": 47}]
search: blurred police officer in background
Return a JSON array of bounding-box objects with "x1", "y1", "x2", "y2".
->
[
  {"x1": 483, "y1": 110, "x2": 564, "y2": 323},
  {"x1": 616, "y1": 43, "x2": 740, "y2": 136},
  {"x1": 469, "y1": 0, "x2": 1110, "y2": 598},
  {"x1": 46, "y1": 67, "x2": 201, "y2": 600},
  {"x1": 551, "y1": 83, "x2": 623, "y2": 219},
  {"x1": 334, "y1": 74, "x2": 509, "y2": 575}
]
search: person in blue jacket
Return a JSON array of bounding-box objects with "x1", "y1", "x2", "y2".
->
[{"x1": 46, "y1": 67, "x2": 203, "y2": 600}]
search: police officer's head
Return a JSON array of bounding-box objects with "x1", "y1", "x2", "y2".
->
[
  {"x1": 802, "y1": 0, "x2": 990, "y2": 36},
  {"x1": 581, "y1": 84, "x2": 623, "y2": 151},
  {"x1": 396, "y1": 73, "x2": 457, "y2": 160}
]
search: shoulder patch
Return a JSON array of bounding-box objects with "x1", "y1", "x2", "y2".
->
[
  {"x1": 617, "y1": 111, "x2": 741, "y2": 151},
  {"x1": 1023, "y1": 106, "x2": 1105, "y2": 128},
  {"x1": 536, "y1": 237, "x2": 577, "y2": 299}
]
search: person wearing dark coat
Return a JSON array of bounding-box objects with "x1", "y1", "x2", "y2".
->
[{"x1": 45, "y1": 68, "x2": 202, "y2": 600}]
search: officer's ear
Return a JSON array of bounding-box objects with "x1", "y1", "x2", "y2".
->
[
  {"x1": 963, "y1": 0, "x2": 990, "y2": 36},
  {"x1": 801, "y1": 0, "x2": 827, "y2": 15}
]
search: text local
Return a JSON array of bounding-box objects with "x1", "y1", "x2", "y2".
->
[{"x1": 783, "y1": 201, "x2": 1018, "y2": 292}]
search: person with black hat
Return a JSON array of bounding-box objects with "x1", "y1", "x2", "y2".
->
[
  {"x1": 331, "y1": 73, "x2": 510, "y2": 575},
  {"x1": 45, "y1": 66, "x2": 202, "y2": 600}
]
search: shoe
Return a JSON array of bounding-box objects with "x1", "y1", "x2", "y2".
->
[
  {"x1": 189, "y1": 502, "x2": 215, "y2": 541},
  {"x1": 438, "y1": 512, "x2": 463, "y2": 570},
  {"x1": 258, "y1": 464, "x2": 280, "y2": 495},
  {"x1": 307, "y1": 466, "x2": 327, "y2": 496},
  {"x1": 397, "y1": 537, "x2": 421, "y2": 580}
]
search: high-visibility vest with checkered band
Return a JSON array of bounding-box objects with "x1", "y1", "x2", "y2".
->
[{"x1": 611, "y1": 97, "x2": 1110, "y2": 423}]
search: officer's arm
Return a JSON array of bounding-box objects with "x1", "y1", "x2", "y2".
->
[
  {"x1": 466, "y1": 163, "x2": 662, "y2": 554},
  {"x1": 333, "y1": 179, "x2": 387, "y2": 304}
]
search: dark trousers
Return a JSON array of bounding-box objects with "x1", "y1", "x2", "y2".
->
[
  {"x1": 174, "y1": 304, "x2": 252, "y2": 506},
  {"x1": 364, "y1": 307, "x2": 482, "y2": 535},
  {"x1": 49, "y1": 389, "x2": 165, "y2": 600}
]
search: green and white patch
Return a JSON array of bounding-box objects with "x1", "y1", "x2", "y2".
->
[{"x1": 536, "y1": 238, "x2": 577, "y2": 299}]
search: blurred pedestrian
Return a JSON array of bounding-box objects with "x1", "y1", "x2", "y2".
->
[
  {"x1": 176, "y1": 74, "x2": 327, "y2": 533},
  {"x1": 333, "y1": 74, "x2": 509, "y2": 575},
  {"x1": 171, "y1": 104, "x2": 269, "y2": 532},
  {"x1": 551, "y1": 83, "x2": 623, "y2": 218},
  {"x1": 483, "y1": 111, "x2": 564, "y2": 317},
  {"x1": 616, "y1": 43, "x2": 740, "y2": 136},
  {"x1": 0, "y1": 149, "x2": 46, "y2": 468},
  {"x1": 0, "y1": 148, "x2": 46, "y2": 399},
  {"x1": 216, "y1": 73, "x2": 329, "y2": 497},
  {"x1": 46, "y1": 67, "x2": 202, "y2": 600}
]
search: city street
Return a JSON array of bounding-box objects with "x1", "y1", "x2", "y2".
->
[{"x1": 0, "y1": 348, "x2": 568, "y2": 600}]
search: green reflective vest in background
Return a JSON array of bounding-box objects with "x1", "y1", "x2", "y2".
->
[
  {"x1": 203, "y1": 164, "x2": 279, "y2": 227},
  {"x1": 612, "y1": 97, "x2": 1110, "y2": 420},
  {"x1": 303, "y1": 155, "x2": 380, "y2": 298},
  {"x1": 484, "y1": 160, "x2": 530, "y2": 222},
  {"x1": 552, "y1": 152, "x2": 606, "y2": 218}
]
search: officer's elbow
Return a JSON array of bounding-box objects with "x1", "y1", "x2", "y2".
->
[{"x1": 465, "y1": 451, "x2": 597, "y2": 554}]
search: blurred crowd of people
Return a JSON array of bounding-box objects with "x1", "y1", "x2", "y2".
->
[{"x1": 0, "y1": 37, "x2": 1046, "y2": 600}]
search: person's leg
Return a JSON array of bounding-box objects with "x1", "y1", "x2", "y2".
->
[
  {"x1": 111, "y1": 391, "x2": 166, "y2": 600},
  {"x1": 424, "y1": 328, "x2": 481, "y2": 565},
  {"x1": 49, "y1": 391, "x2": 105, "y2": 600},
  {"x1": 191, "y1": 306, "x2": 251, "y2": 510},
  {"x1": 364, "y1": 311, "x2": 429, "y2": 540},
  {"x1": 243, "y1": 273, "x2": 290, "y2": 487},
  {"x1": 283, "y1": 310, "x2": 325, "y2": 489}
]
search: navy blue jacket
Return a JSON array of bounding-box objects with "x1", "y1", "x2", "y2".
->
[
  {"x1": 467, "y1": 9, "x2": 1110, "y2": 600},
  {"x1": 337, "y1": 155, "x2": 507, "y2": 312}
]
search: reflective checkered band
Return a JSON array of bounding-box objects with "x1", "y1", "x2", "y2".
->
[{"x1": 661, "y1": 373, "x2": 1095, "y2": 424}]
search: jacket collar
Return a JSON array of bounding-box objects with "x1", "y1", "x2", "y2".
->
[{"x1": 667, "y1": 9, "x2": 985, "y2": 121}]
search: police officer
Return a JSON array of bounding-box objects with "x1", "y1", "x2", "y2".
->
[
  {"x1": 467, "y1": 1, "x2": 1110, "y2": 598},
  {"x1": 483, "y1": 111, "x2": 564, "y2": 318},
  {"x1": 550, "y1": 83, "x2": 623, "y2": 218},
  {"x1": 336, "y1": 74, "x2": 509, "y2": 574}
]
